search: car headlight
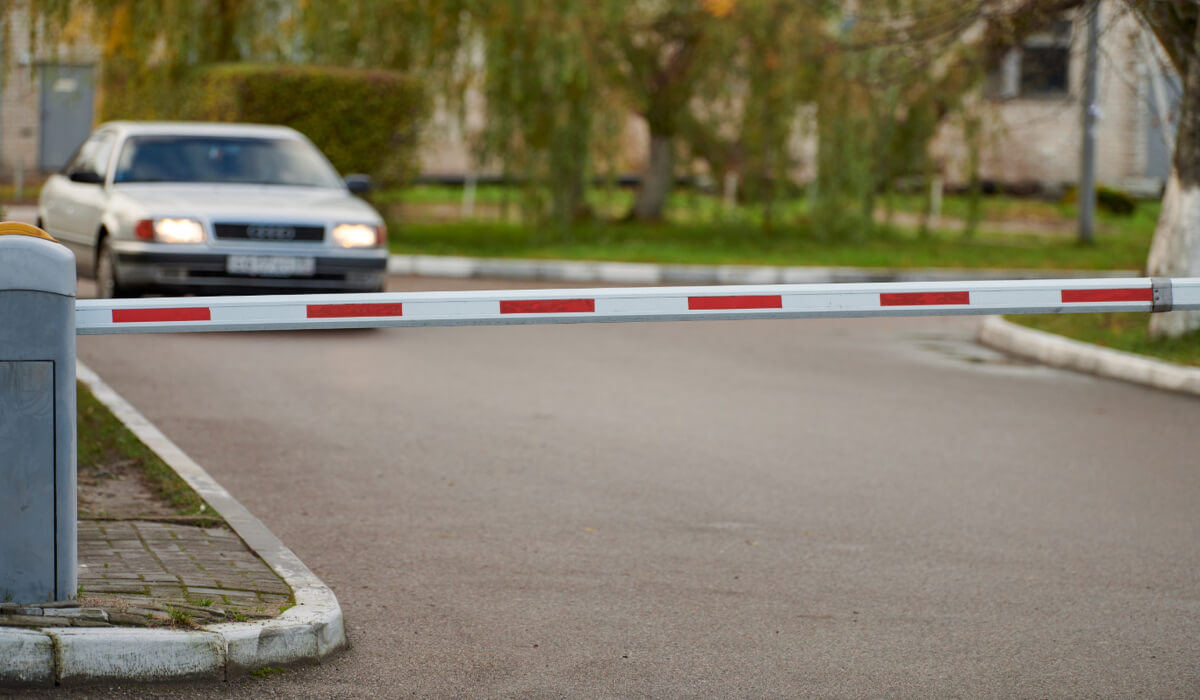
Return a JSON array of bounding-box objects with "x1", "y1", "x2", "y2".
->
[
  {"x1": 136, "y1": 218, "x2": 205, "y2": 244},
  {"x1": 332, "y1": 223, "x2": 384, "y2": 248}
]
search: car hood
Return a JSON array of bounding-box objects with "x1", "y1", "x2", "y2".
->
[{"x1": 113, "y1": 184, "x2": 382, "y2": 224}]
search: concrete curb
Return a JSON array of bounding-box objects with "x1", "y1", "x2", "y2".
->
[
  {"x1": 387, "y1": 254, "x2": 1140, "y2": 285},
  {"x1": 0, "y1": 362, "x2": 347, "y2": 687},
  {"x1": 978, "y1": 316, "x2": 1200, "y2": 397}
]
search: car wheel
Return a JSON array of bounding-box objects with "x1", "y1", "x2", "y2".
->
[{"x1": 95, "y1": 239, "x2": 130, "y2": 299}]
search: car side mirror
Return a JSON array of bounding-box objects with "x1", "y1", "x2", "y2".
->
[
  {"x1": 344, "y1": 174, "x2": 372, "y2": 196},
  {"x1": 68, "y1": 170, "x2": 104, "y2": 185}
]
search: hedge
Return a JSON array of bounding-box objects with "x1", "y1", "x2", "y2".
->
[{"x1": 101, "y1": 63, "x2": 425, "y2": 185}]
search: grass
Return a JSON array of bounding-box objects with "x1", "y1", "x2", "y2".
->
[
  {"x1": 167, "y1": 607, "x2": 195, "y2": 627},
  {"x1": 389, "y1": 219, "x2": 1152, "y2": 271},
  {"x1": 1007, "y1": 313, "x2": 1200, "y2": 367},
  {"x1": 77, "y1": 380, "x2": 215, "y2": 521},
  {"x1": 384, "y1": 187, "x2": 1159, "y2": 271},
  {"x1": 386, "y1": 184, "x2": 1158, "y2": 229}
]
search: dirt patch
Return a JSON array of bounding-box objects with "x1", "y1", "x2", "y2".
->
[
  {"x1": 77, "y1": 457, "x2": 182, "y2": 521},
  {"x1": 883, "y1": 209, "x2": 1078, "y2": 238},
  {"x1": 76, "y1": 380, "x2": 221, "y2": 526}
]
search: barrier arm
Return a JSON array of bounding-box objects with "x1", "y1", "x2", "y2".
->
[{"x1": 74, "y1": 277, "x2": 1200, "y2": 335}]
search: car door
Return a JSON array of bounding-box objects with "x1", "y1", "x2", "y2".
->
[{"x1": 43, "y1": 130, "x2": 116, "y2": 267}]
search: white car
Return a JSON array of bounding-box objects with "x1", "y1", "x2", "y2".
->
[{"x1": 38, "y1": 121, "x2": 388, "y2": 297}]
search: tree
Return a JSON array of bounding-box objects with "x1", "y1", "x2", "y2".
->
[
  {"x1": 936, "y1": 0, "x2": 1198, "y2": 337},
  {"x1": 597, "y1": 2, "x2": 719, "y2": 222},
  {"x1": 1135, "y1": 0, "x2": 1200, "y2": 337},
  {"x1": 468, "y1": 0, "x2": 603, "y2": 229}
]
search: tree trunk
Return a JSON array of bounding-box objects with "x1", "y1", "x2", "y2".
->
[
  {"x1": 1146, "y1": 173, "x2": 1200, "y2": 337},
  {"x1": 1146, "y1": 16, "x2": 1200, "y2": 339},
  {"x1": 631, "y1": 133, "x2": 673, "y2": 222}
]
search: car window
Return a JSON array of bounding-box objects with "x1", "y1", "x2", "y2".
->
[
  {"x1": 112, "y1": 135, "x2": 343, "y2": 187},
  {"x1": 64, "y1": 132, "x2": 116, "y2": 180}
]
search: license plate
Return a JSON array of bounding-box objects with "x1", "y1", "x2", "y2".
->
[{"x1": 226, "y1": 255, "x2": 315, "y2": 277}]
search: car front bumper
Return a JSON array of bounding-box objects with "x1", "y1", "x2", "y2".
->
[{"x1": 113, "y1": 248, "x2": 388, "y2": 294}]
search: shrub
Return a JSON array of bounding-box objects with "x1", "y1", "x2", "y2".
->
[
  {"x1": 101, "y1": 64, "x2": 425, "y2": 186},
  {"x1": 1061, "y1": 185, "x2": 1138, "y2": 217},
  {"x1": 1097, "y1": 186, "x2": 1138, "y2": 216}
]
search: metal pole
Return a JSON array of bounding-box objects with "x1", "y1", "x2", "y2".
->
[{"x1": 1079, "y1": 0, "x2": 1101, "y2": 245}]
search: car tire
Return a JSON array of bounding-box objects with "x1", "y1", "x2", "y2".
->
[{"x1": 96, "y1": 239, "x2": 132, "y2": 299}]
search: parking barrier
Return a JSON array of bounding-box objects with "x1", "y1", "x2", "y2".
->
[{"x1": 76, "y1": 277, "x2": 1200, "y2": 334}]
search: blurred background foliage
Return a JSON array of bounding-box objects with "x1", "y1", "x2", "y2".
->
[
  {"x1": 9, "y1": 0, "x2": 998, "y2": 236},
  {"x1": 8, "y1": 0, "x2": 1200, "y2": 348},
  {"x1": 102, "y1": 63, "x2": 425, "y2": 183}
]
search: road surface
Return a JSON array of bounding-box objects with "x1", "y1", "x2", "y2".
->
[{"x1": 34, "y1": 276, "x2": 1200, "y2": 697}]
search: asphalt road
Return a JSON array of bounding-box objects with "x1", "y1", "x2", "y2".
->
[{"x1": 38, "y1": 276, "x2": 1200, "y2": 697}]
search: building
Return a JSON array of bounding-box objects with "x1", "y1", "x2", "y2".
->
[
  {"x1": 936, "y1": 0, "x2": 1180, "y2": 196},
  {"x1": 1, "y1": 7, "x2": 101, "y2": 180}
]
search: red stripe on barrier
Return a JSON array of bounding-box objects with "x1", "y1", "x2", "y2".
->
[
  {"x1": 880, "y1": 291, "x2": 970, "y2": 306},
  {"x1": 307, "y1": 302, "x2": 404, "y2": 319},
  {"x1": 500, "y1": 299, "x2": 596, "y2": 314},
  {"x1": 112, "y1": 307, "x2": 211, "y2": 323},
  {"x1": 688, "y1": 295, "x2": 783, "y2": 310},
  {"x1": 1061, "y1": 288, "x2": 1152, "y2": 303}
]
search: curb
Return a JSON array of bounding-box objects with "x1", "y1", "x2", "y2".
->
[
  {"x1": 387, "y1": 254, "x2": 1141, "y2": 285},
  {"x1": 0, "y1": 362, "x2": 347, "y2": 687},
  {"x1": 978, "y1": 316, "x2": 1200, "y2": 397}
]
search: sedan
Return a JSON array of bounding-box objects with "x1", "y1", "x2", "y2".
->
[{"x1": 38, "y1": 121, "x2": 388, "y2": 297}]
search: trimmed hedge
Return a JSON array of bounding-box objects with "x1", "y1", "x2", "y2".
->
[{"x1": 101, "y1": 63, "x2": 425, "y2": 185}]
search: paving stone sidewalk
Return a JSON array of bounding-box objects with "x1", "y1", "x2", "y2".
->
[
  {"x1": 1, "y1": 520, "x2": 291, "y2": 629},
  {"x1": 1, "y1": 363, "x2": 344, "y2": 687}
]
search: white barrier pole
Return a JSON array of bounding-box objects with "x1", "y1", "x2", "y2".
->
[{"x1": 75, "y1": 277, "x2": 1200, "y2": 335}]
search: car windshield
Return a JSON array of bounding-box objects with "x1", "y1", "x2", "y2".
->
[{"x1": 112, "y1": 135, "x2": 343, "y2": 188}]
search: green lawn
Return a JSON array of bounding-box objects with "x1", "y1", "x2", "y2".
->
[
  {"x1": 1007, "y1": 313, "x2": 1200, "y2": 367},
  {"x1": 389, "y1": 219, "x2": 1152, "y2": 271},
  {"x1": 385, "y1": 185, "x2": 1159, "y2": 231},
  {"x1": 384, "y1": 188, "x2": 1158, "y2": 271}
]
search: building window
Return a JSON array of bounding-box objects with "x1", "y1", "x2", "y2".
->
[{"x1": 987, "y1": 19, "x2": 1073, "y2": 99}]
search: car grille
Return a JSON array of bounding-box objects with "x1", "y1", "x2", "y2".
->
[{"x1": 213, "y1": 223, "x2": 325, "y2": 242}]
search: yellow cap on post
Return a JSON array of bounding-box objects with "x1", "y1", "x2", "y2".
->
[{"x1": 0, "y1": 221, "x2": 56, "y2": 241}]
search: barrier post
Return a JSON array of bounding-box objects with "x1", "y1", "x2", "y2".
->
[{"x1": 0, "y1": 223, "x2": 78, "y2": 603}]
